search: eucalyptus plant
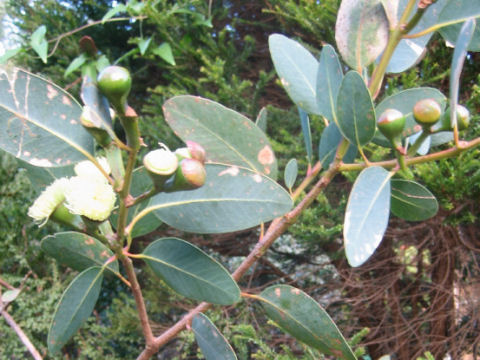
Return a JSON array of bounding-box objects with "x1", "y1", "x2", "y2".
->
[{"x1": 0, "y1": 0, "x2": 480, "y2": 359}]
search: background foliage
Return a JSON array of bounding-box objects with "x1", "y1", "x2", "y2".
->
[{"x1": 1, "y1": 0, "x2": 479, "y2": 359}]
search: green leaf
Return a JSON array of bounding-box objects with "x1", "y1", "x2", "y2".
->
[
  {"x1": 163, "y1": 95, "x2": 278, "y2": 179},
  {"x1": 344, "y1": 166, "x2": 392, "y2": 267},
  {"x1": 335, "y1": 0, "x2": 389, "y2": 71},
  {"x1": 298, "y1": 107, "x2": 313, "y2": 164},
  {"x1": 153, "y1": 42, "x2": 176, "y2": 65},
  {"x1": 2, "y1": 289, "x2": 20, "y2": 303},
  {"x1": 64, "y1": 54, "x2": 87, "y2": 78},
  {"x1": 48, "y1": 267, "x2": 103, "y2": 354},
  {"x1": 437, "y1": 0, "x2": 480, "y2": 31},
  {"x1": 255, "y1": 107, "x2": 268, "y2": 133},
  {"x1": 95, "y1": 55, "x2": 110, "y2": 72},
  {"x1": 374, "y1": 87, "x2": 447, "y2": 147},
  {"x1": 316, "y1": 44, "x2": 343, "y2": 123},
  {"x1": 192, "y1": 313, "x2": 238, "y2": 360},
  {"x1": 30, "y1": 25, "x2": 48, "y2": 63},
  {"x1": 41, "y1": 232, "x2": 118, "y2": 273},
  {"x1": 258, "y1": 285, "x2": 356, "y2": 360},
  {"x1": 318, "y1": 122, "x2": 357, "y2": 170},
  {"x1": 440, "y1": 21, "x2": 480, "y2": 52},
  {"x1": 0, "y1": 48, "x2": 21, "y2": 65},
  {"x1": 391, "y1": 179, "x2": 438, "y2": 221},
  {"x1": 102, "y1": 4, "x2": 127, "y2": 22},
  {"x1": 141, "y1": 163, "x2": 292, "y2": 234},
  {"x1": 284, "y1": 158, "x2": 298, "y2": 191},
  {"x1": 142, "y1": 238, "x2": 240, "y2": 305},
  {"x1": 111, "y1": 168, "x2": 161, "y2": 238},
  {"x1": 336, "y1": 71, "x2": 376, "y2": 147},
  {"x1": 268, "y1": 34, "x2": 319, "y2": 114},
  {"x1": 18, "y1": 159, "x2": 74, "y2": 190},
  {"x1": 387, "y1": 0, "x2": 448, "y2": 73},
  {"x1": 449, "y1": 19, "x2": 476, "y2": 129},
  {"x1": 0, "y1": 68, "x2": 94, "y2": 166},
  {"x1": 138, "y1": 37, "x2": 152, "y2": 55}
]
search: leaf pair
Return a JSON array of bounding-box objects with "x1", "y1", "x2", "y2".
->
[{"x1": 344, "y1": 167, "x2": 438, "y2": 267}]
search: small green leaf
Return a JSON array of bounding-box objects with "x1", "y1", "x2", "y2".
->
[
  {"x1": 41, "y1": 232, "x2": 118, "y2": 273},
  {"x1": 449, "y1": 19, "x2": 476, "y2": 129},
  {"x1": 163, "y1": 96, "x2": 278, "y2": 179},
  {"x1": 138, "y1": 37, "x2": 153, "y2": 55},
  {"x1": 335, "y1": 0, "x2": 389, "y2": 71},
  {"x1": 258, "y1": 285, "x2": 356, "y2": 360},
  {"x1": 268, "y1": 34, "x2": 319, "y2": 114},
  {"x1": 344, "y1": 166, "x2": 392, "y2": 267},
  {"x1": 142, "y1": 238, "x2": 240, "y2": 305},
  {"x1": 30, "y1": 25, "x2": 48, "y2": 63},
  {"x1": 336, "y1": 71, "x2": 376, "y2": 147},
  {"x1": 0, "y1": 48, "x2": 21, "y2": 65},
  {"x1": 298, "y1": 107, "x2": 313, "y2": 164},
  {"x1": 284, "y1": 159, "x2": 298, "y2": 191},
  {"x1": 153, "y1": 42, "x2": 176, "y2": 65},
  {"x1": 318, "y1": 122, "x2": 357, "y2": 170},
  {"x1": 316, "y1": 44, "x2": 343, "y2": 123},
  {"x1": 391, "y1": 179, "x2": 438, "y2": 221},
  {"x1": 147, "y1": 163, "x2": 292, "y2": 234},
  {"x1": 437, "y1": 0, "x2": 480, "y2": 31},
  {"x1": 255, "y1": 107, "x2": 268, "y2": 133},
  {"x1": 2, "y1": 289, "x2": 21, "y2": 303},
  {"x1": 0, "y1": 68, "x2": 94, "y2": 166},
  {"x1": 64, "y1": 54, "x2": 87, "y2": 78},
  {"x1": 374, "y1": 87, "x2": 446, "y2": 147},
  {"x1": 95, "y1": 55, "x2": 110, "y2": 72},
  {"x1": 48, "y1": 267, "x2": 104, "y2": 354},
  {"x1": 192, "y1": 313, "x2": 238, "y2": 360},
  {"x1": 102, "y1": 4, "x2": 127, "y2": 22}
]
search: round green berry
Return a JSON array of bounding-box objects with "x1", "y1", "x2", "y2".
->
[
  {"x1": 377, "y1": 108, "x2": 406, "y2": 140},
  {"x1": 441, "y1": 105, "x2": 470, "y2": 131},
  {"x1": 413, "y1": 98, "x2": 442, "y2": 126},
  {"x1": 97, "y1": 66, "x2": 132, "y2": 112}
]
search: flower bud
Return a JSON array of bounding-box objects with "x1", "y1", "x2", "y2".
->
[
  {"x1": 74, "y1": 157, "x2": 111, "y2": 183},
  {"x1": 186, "y1": 141, "x2": 206, "y2": 164},
  {"x1": 377, "y1": 109, "x2": 406, "y2": 140},
  {"x1": 97, "y1": 66, "x2": 131, "y2": 114},
  {"x1": 163, "y1": 158, "x2": 206, "y2": 192},
  {"x1": 28, "y1": 178, "x2": 70, "y2": 225},
  {"x1": 413, "y1": 98, "x2": 442, "y2": 126},
  {"x1": 440, "y1": 105, "x2": 470, "y2": 131},
  {"x1": 143, "y1": 148, "x2": 178, "y2": 189}
]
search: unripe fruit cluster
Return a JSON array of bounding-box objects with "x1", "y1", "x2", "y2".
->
[{"x1": 143, "y1": 141, "x2": 207, "y2": 192}]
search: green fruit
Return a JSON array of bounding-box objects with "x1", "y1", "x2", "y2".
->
[
  {"x1": 377, "y1": 109, "x2": 406, "y2": 140},
  {"x1": 97, "y1": 66, "x2": 132, "y2": 113},
  {"x1": 413, "y1": 98, "x2": 442, "y2": 126},
  {"x1": 164, "y1": 158, "x2": 206, "y2": 192},
  {"x1": 441, "y1": 105, "x2": 470, "y2": 131},
  {"x1": 143, "y1": 148, "x2": 178, "y2": 189}
]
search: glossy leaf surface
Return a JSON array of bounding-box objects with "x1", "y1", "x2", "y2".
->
[
  {"x1": 153, "y1": 42, "x2": 175, "y2": 65},
  {"x1": 437, "y1": 0, "x2": 480, "y2": 30},
  {"x1": 41, "y1": 232, "x2": 118, "y2": 273},
  {"x1": 0, "y1": 68, "x2": 94, "y2": 166},
  {"x1": 449, "y1": 19, "x2": 476, "y2": 129},
  {"x1": 284, "y1": 158, "x2": 298, "y2": 191},
  {"x1": 344, "y1": 166, "x2": 392, "y2": 267},
  {"x1": 80, "y1": 77, "x2": 114, "y2": 137},
  {"x1": 48, "y1": 267, "x2": 103, "y2": 354},
  {"x1": 142, "y1": 238, "x2": 240, "y2": 305},
  {"x1": 387, "y1": 0, "x2": 447, "y2": 73},
  {"x1": 144, "y1": 163, "x2": 292, "y2": 234},
  {"x1": 336, "y1": 71, "x2": 376, "y2": 147},
  {"x1": 374, "y1": 87, "x2": 446, "y2": 147},
  {"x1": 316, "y1": 44, "x2": 343, "y2": 123},
  {"x1": 259, "y1": 285, "x2": 356, "y2": 360},
  {"x1": 192, "y1": 313, "x2": 238, "y2": 360},
  {"x1": 318, "y1": 122, "x2": 357, "y2": 170},
  {"x1": 440, "y1": 21, "x2": 480, "y2": 52},
  {"x1": 268, "y1": 34, "x2": 319, "y2": 114},
  {"x1": 391, "y1": 179, "x2": 438, "y2": 221},
  {"x1": 163, "y1": 96, "x2": 278, "y2": 179},
  {"x1": 335, "y1": 0, "x2": 389, "y2": 71}
]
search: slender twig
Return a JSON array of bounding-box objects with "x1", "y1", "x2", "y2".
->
[
  {"x1": 0, "y1": 277, "x2": 15, "y2": 290},
  {"x1": 1, "y1": 309, "x2": 43, "y2": 360}
]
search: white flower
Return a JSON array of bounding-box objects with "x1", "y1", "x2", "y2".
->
[
  {"x1": 28, "y1": 178, "x2": 69, "y2": 224},
  {"x1": 64, "y1": 176, "x2": 116, "y2": 222},
  {"x1": 74, "y1": 157, "x2": 111, "y2": 183}
]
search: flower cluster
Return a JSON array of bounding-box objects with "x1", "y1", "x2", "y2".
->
[{"x1": 28, "y1": 157, "x2": 116, "y2": 224}]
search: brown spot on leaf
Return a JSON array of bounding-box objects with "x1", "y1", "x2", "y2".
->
[
  {"x1": 258, "y1": 145, "x2": 275, "y2": 165},
  {"x1": 275, "y1": 287, "x2": 281, "y2": 297},
  {"x1": 218, "y1": 166, "x2": 239, "y2": 176},
  {"x1": 100, "y1": 250, "x2": 109, "y2": 258},
  {"x1": 70, "y1": 119, "x2": 77, "y2": 125},
  {"x1": 85, "y1": 237, "x2": 95, "y2": 245},
  {"x1": 62, "y1": 95, "x2": 72, "y2": 106},
  {"x1": 47, "y1": 84, "x2": 58, "y2": 100}
]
